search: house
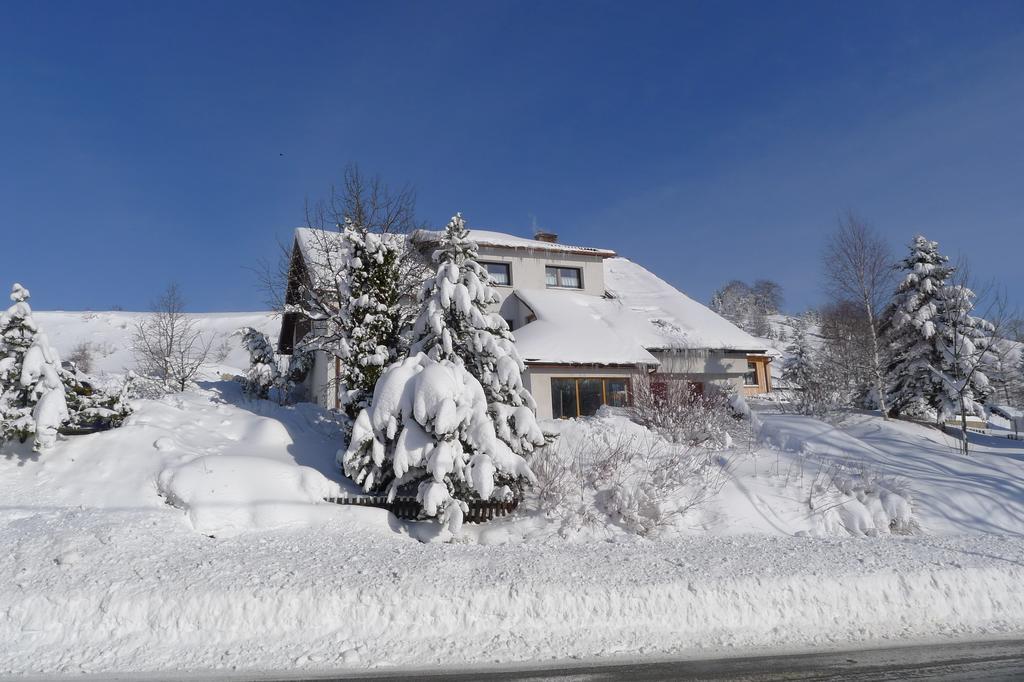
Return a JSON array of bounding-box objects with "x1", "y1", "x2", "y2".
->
[{"x1": 278, "y1": 227, "x2": 773, "y2": 419}]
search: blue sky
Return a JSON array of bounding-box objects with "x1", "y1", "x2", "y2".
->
[{"x1": 2, "y1": 1, "x2": 1022, "y2": 312}]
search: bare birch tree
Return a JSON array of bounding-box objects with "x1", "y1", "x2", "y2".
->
[
  {"x1": 132, "y1": 283, "x2": 212, "y2": 392},
  {"x1": 257, "y1": 164, "x2": 427, "y2": 315},
  {"x1": 822, "y1": 212, "x2": 895, "y2": 418}
]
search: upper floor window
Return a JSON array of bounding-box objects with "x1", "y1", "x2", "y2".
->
[
  {"x1": 545, "y1": 266, "x2": 582, "y2": 289},
  {"x1": 481, "y1": 261, "x2": 511, "y2": 286}
]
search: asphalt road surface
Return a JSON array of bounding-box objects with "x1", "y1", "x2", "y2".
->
[
  {"x1": 190, "y1": 638, "x2": 1024, "y2": 682},
  {"x1": 76, "y1": 639, "x2": 1024, "y2": 682}
]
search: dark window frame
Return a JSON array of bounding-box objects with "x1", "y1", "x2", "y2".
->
[
  {"x1": 545, "y1": 265, "x2": 583, "y2": 289},
  {"x1": 480, "y1": 261, "x2": 512, "y2": 286}
]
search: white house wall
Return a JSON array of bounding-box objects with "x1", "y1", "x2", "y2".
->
[{"x1": 476, "y1": 246, "x2": 607, "y2": 305}]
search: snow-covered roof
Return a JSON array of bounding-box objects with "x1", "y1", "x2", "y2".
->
[
  {"x1": 290, "y1": 227, "x2": 767, "y2": 362},
  {"x1": 293, "y1": 227, "x2": 408, "y2": 267},
  {"x1": 411, "y1": 229, "x2": 616, "y2": 258},
  {"x1": 603, "y1": 258, "x2": 767, "y2": 353},
  {"x1": 512, "y1": 289, "x2": 659, "y2": 366}
]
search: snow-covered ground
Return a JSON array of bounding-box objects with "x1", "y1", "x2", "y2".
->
[{"x1": 3, "y1": 312, "x2": 1024, "y2": 676}]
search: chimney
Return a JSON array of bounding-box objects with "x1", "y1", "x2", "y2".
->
[{"x1": 534, "y1": 230, "x2": 558, "y2": 243}]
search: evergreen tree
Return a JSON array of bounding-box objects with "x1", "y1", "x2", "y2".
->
[
  {"x1": 933, "y1": 282, "x2": 993, "y2": 422},
  {"x1": 238, "y1": 327, "x2": 282, "y2": 400},
  {"x1": 409, "y1": 213, "x2": 544, "y2": 455},
  {"x1": 342, "y1": 353, "x2": 536, "y2": 531},
  {"x1": 333, "y1": 219, "x2": 402, "y2": 423},
  {"x1": 342, "y1": 213, "x2": 544, "y2": 501},
  {"x1": 0, "y1": 284, "x2": 40, "y2": 443},
  {"x1": 0, "y1": 284, "x2": 68, "y2": 450},
  {"x1": 880, "y1": 235, "x2": 955, "y2": 417},
  {"x1": 782, "y1": 317, "x2": 829, "y2": 415}
]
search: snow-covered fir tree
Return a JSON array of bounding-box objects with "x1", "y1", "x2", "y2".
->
[
  {"x1": 332, "y1": 220, "x2": 402, "y2": 422},
  {"x1": 238, "y1": 327, "x2": 281, "y2": 400},
  {"x1": 0, "y1": 284, "x2": 39, "y2": 444},
  {"x1": 782, "y1": 317, "x2": 827, "y2": 415},
  {"x1": 342, "y1": 213, "x2": 544, "y2": 505},
  {"x1": 0, "y1": 284, "x2": 68, "y2": 450},
  {"x1": 881, "y1": 235, "x2": 993, "y2": 421},
  {"x1": 408, "y1": 213, "x2": 544, "y2": 453},
  {"x1": 342, "y1": 352, "x2": 536, "y2": 532},
  {"x1": 932, "y1": 282, "x2": 993, "y2": 422},
  {"x1": 880, "y1": 235, "x2": 956, "y2": 417}
]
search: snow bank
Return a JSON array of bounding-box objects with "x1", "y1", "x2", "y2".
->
[
  {"x1": 3, "y1": 515, "x2": 1024, "y2": 675},
  {"x1": 158, "y1": 455, "x2": 346, "y2": 537}
]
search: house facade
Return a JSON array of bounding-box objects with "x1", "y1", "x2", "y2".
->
[{"x1": 278, "y1": 228, "x2": 772, "y2": 420}]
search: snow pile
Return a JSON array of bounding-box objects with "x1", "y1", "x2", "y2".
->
[
  {"x1": 805, "y1": 468, "x2": 915, "y2": 537},
  {"x1": 157, "y1": 455, "x2": 345, "y2": 537}
]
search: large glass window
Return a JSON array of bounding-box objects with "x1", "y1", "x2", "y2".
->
[
  {"x1": 545, "y1": 266, "x2": 582, "y2": 289},
  {"x1": 579, "y1": 379, "x2": 604, "y2": 416},
  {"x1": 481, "y1": 261, "x2": 511, "y2": 286},
  {"x1": 551, "y1": 378, "x2": 578, "y2": 419},
  {"x1": 605, "y1": 379, "x2": 629, "y2": 407},
  {"x1": 550, "y1": 377, "x2": 632, "y2": 418}
]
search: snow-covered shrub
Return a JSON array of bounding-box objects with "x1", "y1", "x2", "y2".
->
[
  {"x1": 341, "y1": 352, "x2": 536, "y2": 532},
  {"x1": 62, "y1": 368, "x2": 133, "y2": 432},
  {"x1": 237, "y1": 327, "x2": 282, "y2": 400},
  {"x1": 0, "y1": 284, "x2": 69, "y2": 451},
  {"x1": 67, "y1": 342, "x2": 94, "y2": 374},
  {"x1": 628, "y1": 374, "x2": 738, "y2": 448},
  {"x1": 410, "y1": 213, "x2": 547, "y2": 462},
  {"x1": 528, "y1": 416, "x2": 730, "y2": 537},
  {"x1": 805, "y1": 461, "x2": 916, "y2": 536}
]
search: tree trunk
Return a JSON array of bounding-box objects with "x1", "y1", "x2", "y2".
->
[
  {"x1": 866, "y1": 305, "x2": 889, "y2": 420},
  {"x1": 959, "y1": 395, "x2": 969, "y2": 456}
]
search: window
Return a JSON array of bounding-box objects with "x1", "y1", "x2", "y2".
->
[
  {"x1": 545, "y1": 266, "x2": 582, "y2": 288},
  {"x1": 482, "y1": 261, "x2": 511, "y2": 286},
  {"x1": 503, "y1": 318, "x2": 515, "y2": 331},
  {"x1": 551, "y1": 377, "x2": 632, "y2": 418},
  {"x1": 744, "y1": 361, "x2": 759, "y2": 386}
]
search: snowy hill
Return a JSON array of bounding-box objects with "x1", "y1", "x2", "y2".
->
[{"x1": 34, "y1": 310, "x2": 279, "y2": 376}]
